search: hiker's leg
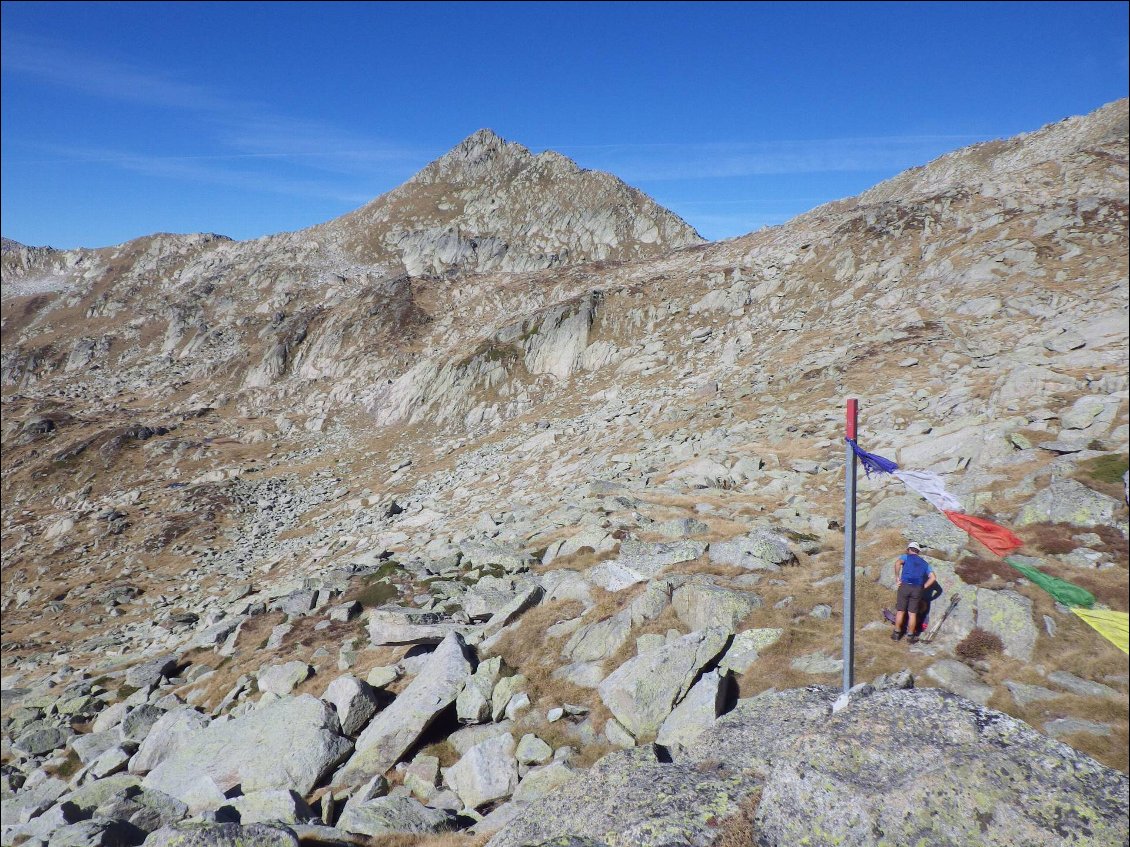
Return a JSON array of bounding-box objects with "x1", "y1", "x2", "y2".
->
[
  {"x1": 894, "y1": 584, "x2": 912, "y2": 633},
  {"x1": 903, "y1": 585, "x2": 923, "y2": 639}
]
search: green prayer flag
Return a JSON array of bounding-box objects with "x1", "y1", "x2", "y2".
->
[{"x1": 1003, "y1": 557, "x2": 1095, "y2": 608}]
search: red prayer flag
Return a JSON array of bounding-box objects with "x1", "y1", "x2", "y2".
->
[{"x1": 943, "y1": 511, "x2": 1024, "y2": 557}]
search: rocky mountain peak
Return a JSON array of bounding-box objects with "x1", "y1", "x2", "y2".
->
[
  {"x1": 315, "y1": 129, "x2": 704, "y2": 275},
  {"x1": 408, "y1": 128, "x2": 531, "y2": 187}
]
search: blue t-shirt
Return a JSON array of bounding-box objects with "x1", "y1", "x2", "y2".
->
[{"x1": 899, "y1": 553, "x2": 933, "y2": 586}]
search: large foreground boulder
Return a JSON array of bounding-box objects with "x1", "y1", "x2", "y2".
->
[
  {"x1": 486, "y1": 685, "x2": 1128, "y2": 847},
  {"x1": 143, "y1": 822, "x2": 299, "y2": 847},
  {"x1": 485, "y1": 746, "x2": 760, "y2": 847},
  {"x1": 143, "y1": 696, "x2": 352, "y2": 808}
]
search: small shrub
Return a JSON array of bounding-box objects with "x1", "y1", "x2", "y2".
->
[
  {"x1": 955, "y1": 628, "x2": 1004, "y2": 662},
  {"x1": 1021, "y1": 521, "x2": 1129, "y2": 563},
  {"x1": 955, "y1": 556, "x2": 1014, "y2": 585},
  {"x1": 1088, "y1": 524, "x2": 1130, "y2": 563},
  {"x1": 1024, "y1": 523, "x2": 1079, "y2": 555}
]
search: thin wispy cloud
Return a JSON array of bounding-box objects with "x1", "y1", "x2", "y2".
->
[
  {"x1": 23, "y1": 142, "x2": 375, "y2": 206},
  {"x1": 1, "y1": 31, "x2": 430, "y2": 188},
  {"x1": 1, "y1": 31, "x2": 241, "y2": 113},
  {"x1": 217, "y1": 116, "x2": 428, "y2": 176},
  {"x1": 556, "y1": 135, "x2": 992, "y2": 181}
]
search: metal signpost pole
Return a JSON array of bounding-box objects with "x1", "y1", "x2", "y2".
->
[{"x1": 842, "y1": 398, "x2": 859, "y2": 693}]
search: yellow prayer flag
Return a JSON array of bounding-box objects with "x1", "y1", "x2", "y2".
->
[{"x1": 1072, "y1": 608, "x2": 1129, "y2": 655}]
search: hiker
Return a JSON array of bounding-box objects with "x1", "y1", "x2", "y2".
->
[{"x1": 892, "y1": 541, "x2": 936, "y2": 644}]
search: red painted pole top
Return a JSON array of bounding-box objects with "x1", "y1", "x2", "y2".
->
[{"x1": 846, "y1": 398, "x2": 859, "y2": 440}]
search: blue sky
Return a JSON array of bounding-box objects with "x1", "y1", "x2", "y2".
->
[{"x1": 2, "y1": 1, "x2": 1127, "y2": 249}]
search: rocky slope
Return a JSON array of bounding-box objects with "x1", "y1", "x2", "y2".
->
[{"x1": 1, "y1": 101, "x2": 1128, "y2": 847}]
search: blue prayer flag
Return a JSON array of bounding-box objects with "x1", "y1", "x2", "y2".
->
[{"x1": 846, "y1": 439, "x2": 898, "y2": 477}]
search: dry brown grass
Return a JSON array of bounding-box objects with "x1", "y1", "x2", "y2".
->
[
  {"x1": 1014, "y1": 551, "x2": 1130, "y2": 611},
  {"x1": 342, "y1": 645, "x2": 417, "y2": 693},
  {"x1": 583, "y1": 585, "x2": 643, "y2": 622},
  {"x1": 523, "y1": 717, "x2": 614, "y2": 768},
  {"x1": 45, "y1": 749, "x2": 82, "y2": 779},
  {"x1": 539, "y1": 546, "x2": 620, "y2": 573},
  {"x1": 415, "y1": 738, "x2": 460, "y2": 769},
  {"x1": 1060, "y1": 727, "x2": 1130, "y2": 774},
  {"x1": 973, "y1": 581, "x2": 1129, "y2": 773},
  {"x1": 709, "y1": 786, "x2": 762, "y2": 847},
  {"x1": 736, "y1": 623, "x2": 833, "y2": 696},
  {"x1": 664, "y1": 554, "x2": 749, "y2": 581},
  {"x1": 860, "y1": 527, "x2": 911, "y2": 561},
  {"x1": 1046, "y1": 568, "x2": 1129, "y2": 611},
  {"x1": 1018, "y1": 522, "x2": 1130, "y2": 576},
  {"x1": 601, "y1": 606, "x2": 689, "y2": 688},
  {"x1": 485, "y1": 598, "x2": 591, "y2": 706},
  {"x1": 174, "y1": 611, "x2": 288, "y2": 707},
  {"x1": 1088, "y1": 524, "x2": 1130, "y2": 561},
  {"x1": 173, "y1": 610, "x2": 406, "y2": 711},
  {"x1": 1073, "y1": 452, "x2": 1130, "y2": 502},
  {"x1": 997, "y1": 685, "x2": 1130, "y2": 774}
]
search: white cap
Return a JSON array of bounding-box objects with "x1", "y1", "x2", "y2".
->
[{"x1": 907, "y1": 542, "x2": 921, "y2": 552}]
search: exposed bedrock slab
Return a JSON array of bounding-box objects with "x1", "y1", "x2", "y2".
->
[{"x1": 489, "y1": 686, "x2": 1129, "y2": 847}]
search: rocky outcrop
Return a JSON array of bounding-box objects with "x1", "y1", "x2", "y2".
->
[
  {"x1": 485, "y1": 746, "x2": 761, "y2": 847},
  {"x1": 486, "y1": 686, "x2": 1129, "y2": 847}
]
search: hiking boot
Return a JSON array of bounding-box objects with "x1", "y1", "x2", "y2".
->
[
  {"x1": 907, "y1": 634, "x2": 920, "y2": 644},
  {"x1": 890, "y1": 630, "x2": 904, "y2": 642}
]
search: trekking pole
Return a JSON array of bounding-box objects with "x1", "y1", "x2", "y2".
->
[{"x1": 922, "y1": 595, "x2": 961, "y2": 644}]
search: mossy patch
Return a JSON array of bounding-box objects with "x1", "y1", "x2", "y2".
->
[
  {"x1": 1077, "y1": 453, "x2": 1128, "y2": 485},
  {"x1": 355, "y1": 580, "x2": 400, "y2": 608}
]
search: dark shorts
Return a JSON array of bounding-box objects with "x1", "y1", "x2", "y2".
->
[{"x1": 896, "y1": 583, "x2": 924, "y2": 612}]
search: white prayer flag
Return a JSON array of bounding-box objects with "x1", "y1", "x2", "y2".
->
[{"x1": 893, "y1": 470, "x2": 964, "y2": 513}]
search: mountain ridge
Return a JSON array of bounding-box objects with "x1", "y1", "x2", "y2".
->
[{"x1": 1, "y1": 100, "x2": 1127, "y2": 847}]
